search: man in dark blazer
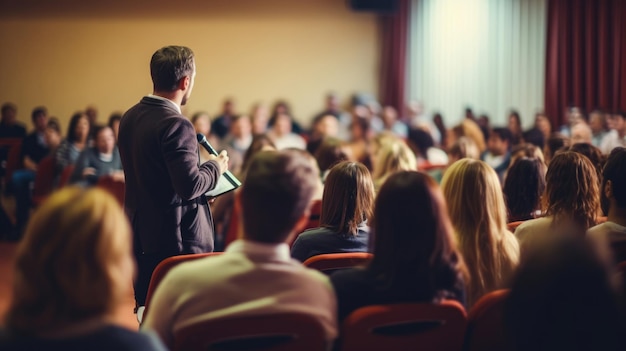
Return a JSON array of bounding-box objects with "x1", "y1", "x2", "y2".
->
[{"x1": 118, "y1": 45, "x2": 229, "y2": 311}]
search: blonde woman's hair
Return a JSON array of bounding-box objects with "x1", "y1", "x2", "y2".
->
[
  {"x1": 5, "y1": 187, "x2": 134, "y2": 335},
  {"x1": 451, "y1": 119, "x2": 487, "y2": 153},
  {"x1": 441, "y1": 159, "x2": 520, "y2": 307},
  {"x1": 372, "y1": 137, "x2": 417, "y2": 189}
]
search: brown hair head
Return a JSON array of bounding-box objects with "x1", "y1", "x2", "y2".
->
[
  {"x1": 369, "y1": 171, "x2": 468, "y2": 300},
  {"x1": 241, "y1": 150, "x2": 318, "y2": 243},
  {"x1": 150, "y1": 45, "x2": 195, "y2": 92},
  {"x1": 320, "y1": 161, "x2": 375, "y2": 237},
  {"x1": 544, "y1": 151, "x2": 600, "y2": 230}
]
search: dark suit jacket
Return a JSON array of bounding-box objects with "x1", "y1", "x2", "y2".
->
[{"x1": 118, "y1": 96, "x2": 221, "y2": 256}]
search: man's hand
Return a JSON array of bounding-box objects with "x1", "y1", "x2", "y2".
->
[{"x1": 207, "y1": 150, "x2": 229, "y2": 174}]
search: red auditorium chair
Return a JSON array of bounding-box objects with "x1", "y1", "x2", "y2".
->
[
  {"x1": 96, "y1": 175, "x2": 125, "y2": 205},
  {"x1": 464, "y1": 289, "x2": 510, "y2": 351},
  {"x1": 31, "y1": 155, "x2": 56, "y2": 207},
  {"x1": 339, "y1": 300, "x2": 467, "y2": 351},
  {"x1": 143, "y1": 252, "x2": 222, "y2": 320},
  {"x1": 303, "y1": 252, "x2": 372, "y2": 274},
  {"x1": 506, "y1": 221, "x2": 524, "y2": 232},
  {"x1": 57, "y1": 164, "x2": 75, "y2": 188},
  {"x1": 1, "y1": 138, "x2": 22, "y2": 190},
  {"x1": 173, "y1": 312, "x2": 327, "y2": 351}
]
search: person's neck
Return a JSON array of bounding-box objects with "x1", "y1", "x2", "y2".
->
[
  {"x1": 618, "y1": 129, "x2": 626, "y2": 138},
  {"x1": 153, "y1": 91, "x2": 182, "y2": 107},
  {"x1": 608, "y1": 207, "x2": 626, "y2": 227}
]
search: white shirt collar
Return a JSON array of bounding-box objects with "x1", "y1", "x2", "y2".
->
[
  {"x1": 148, "y1": 94, "x2": 181, "y2": 114},
  {"x1": 225, "y1": 239, "x2": 291, "y2": 262}
]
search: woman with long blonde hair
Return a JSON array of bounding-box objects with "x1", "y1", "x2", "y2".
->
[
  {"x1": 1, "y1": 187, "x2": 166, "y2": 351},
  {"x1": 371, "y1": 135, "x2": 417, "y2": 190},
  {"x1": 441, "y1": 159, "x2": 520, "y2": 307}
]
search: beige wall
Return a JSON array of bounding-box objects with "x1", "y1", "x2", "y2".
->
[{"x1": 0, "y1": 0, "x2": 380, "y2": 132}]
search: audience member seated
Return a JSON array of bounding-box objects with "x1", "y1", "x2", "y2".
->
[
  {"x1": 447, "y1": 136, "x2": 480, "y2": 165},
  {"x1": 570, "y1": 121, "x2": 593, "y2": 145},
  {"x1": 503, "y1": 157, "x2": 546, "y2": 222},
  {"x1": 0, "y1": 102, "x2": 26, "y2": 138},
  {"x1": 507, "y1": 110, "x2": 523, "y2": 146},
  {"x1": 568, "y1": 142, "x2": 605, "y2": 186},
  {"x1": 509, "y1": 142, "x2": 545, "y2": 167},
  {"x1": 533, "y1": 112, "x2": 552, "y2": 146},
  {"x1": 433, "y1": 112, "x2": 447, "y2": 148},
  {"x1": 331, "y1": 171, "x2": 468, "y2": 321},
  {"x1": 543, "y1": 132, "x2": 569, "y2": 165},
  {"x1": 55, "y1": 111, "x2": 90, "y2": 179},
  {"x1": 107, "y1": 112, "x2": 122, "y2": 141},
  {"x1": 378, "y1": 106, "x2": 408, "y2": 139},
  {"x1": 311, "y1": 92, "x2": 351, "y2": 141},
  {"x1": 515, "y1": 151, "x2": 600, "y2": 257},
  {"x1": 600, "y1": 111, "x2": 626, "y2": 155},
  {"x1": 222, "y1": 115, "x2": 253, "y2": 175},
  {"x1": 267, "y1": 112, "x2": 306, "y2": 150},
  {"x1": 588, "y1": 147, "x2": 626, "y2": 262},
  {"x1": 0, "y1": 187, "x2": 166, "y2": 351},
  {"x1": 558, "y1": 106, "x2": 585, "y2": 137},
  {"x1": 313, "y1": 137, "x2": 349, "y2": 181},
  {"x1": 504, "y1": 235, "x2": 624, "y2": 351},
  {"x1": 250, "y1": 102, "x2": 270, "y2": 135},
  {"x1": 270, "y1": 100, "x2": 303, "y2": 134},
  {"x1": 12, "y1": 106, "x2": 49, "y2": 235},
  {"x1": 447, "y1": 119, "x2": 486, "y2": 154},
  {"x1": 346, "y1": 110, "x2": 373, "y2": 169},
  {"x1": 371, "y1": 135, "x2": 417, "y2": 190},
  {"x1": 142, "y1": 150, "x2": 337, "y2": 349},
  {"x1": 44, "y1": 118, "x2": 62, "y2": 156},
  {"x1": 191, "y1": 111, "x2": 219, "y2": 164},
  {"x1": 407, "y1": 100, "x2": 441, "y2": 146},
  {"x1": 481, "y1": 127, "x2": 512, "y2": 182},
  {"x1": 589, "y1": 109, "x2": 608, "y2": 148},
  {"x1": 291, "y1": 161, "x2": 374, "y2": 262},
  {"x1": 211, "y1": 98, "x2": 237, "y2": 140},
  {"x1": 307, "y1": 113, "x2": 340, "y2": 156},
  {"x1": 70, "y1": 126, "x2": 123, "y2": 187},
  {"x1": 407, "y1": 128, "x2": 448, "y2": 168},
  {"x1": 441, "y1": 159, "x2": 520, "y2": 307}
]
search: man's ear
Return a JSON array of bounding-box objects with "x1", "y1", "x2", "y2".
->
[
  {"x1": 604, "y1": 180, "x2": 613, "y2": 199},
  {"x1": 178, "y1": 75, "x2": 191, "y2": 91}
]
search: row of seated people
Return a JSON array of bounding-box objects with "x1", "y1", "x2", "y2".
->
[
  {"x1": 0, "y1": 106, "x2": 123, "y2": 238},
  {"x1": 1, "y1": 149, "x2": 625, "y2": 350}
]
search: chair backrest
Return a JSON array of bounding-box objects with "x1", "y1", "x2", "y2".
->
[
  {"x1": 464, "y1": 289, "x2": 510, "y2": 351},
  {"x1": 303, "y1": 252, "x2": 372, "y2": 273},
  {"x1": 1, "y1": 138, "x2": 22, "y2": 187},
  {"x1": 303, "y1": 198, "x2": 323, "y2": 231},
  {"x1": 174, "y1": 312, "x2": 328, "y2": 351},
  {"x1": 31, "y1": 155, "x2": 56, "y2": 207},
  {"x1": 58, "y1": 164, "x2": 75, "y2": 188},
  {"x1": 506, "y1": 221, "x2": 524, "y2": 232},
  {"x1": 97, "y1": 175, "x2": 125, "y2": 205},
  {"x1": 144, "y1": 252, "x2": 222, "y2": 319},
  {"x1": 224, "y1": 191, "x2": 243, "y2": 248},
  {"x1": 340, "y1": 300, "x2": 467, "y2": 351}
]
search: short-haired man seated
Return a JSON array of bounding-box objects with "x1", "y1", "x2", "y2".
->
[{"x1": 142, "y1": 150, "x2": 338, "y2": 349}]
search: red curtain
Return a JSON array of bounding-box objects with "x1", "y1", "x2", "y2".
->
[
  {"x1": 545, "y1": 0, "x2": 626, "y2": 129},
  {"x1": 380, "y1": 0, "x2": 410, "y2": 116}
]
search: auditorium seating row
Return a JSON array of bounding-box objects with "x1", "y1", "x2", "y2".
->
[{"x1": 142, "y1": 252, "x2": 626, "y2": 351}]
